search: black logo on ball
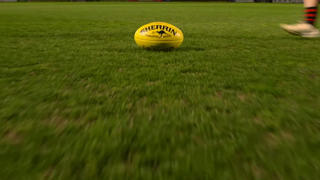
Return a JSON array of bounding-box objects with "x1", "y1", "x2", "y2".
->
[
  {"x1": 140, "y1": 24, "x2": 178, "y2": 39},
  {"x1": 156, "y1": 30, "x2": 168, "y2": 38}
]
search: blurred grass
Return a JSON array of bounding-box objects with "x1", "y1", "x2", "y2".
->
[{"x1": 0, "y1": 2, "x2": 320, "y2": 180}]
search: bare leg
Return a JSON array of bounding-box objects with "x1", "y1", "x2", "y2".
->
[{"x1": 304, "y1": 0, "x2": 318, "y2": 8}]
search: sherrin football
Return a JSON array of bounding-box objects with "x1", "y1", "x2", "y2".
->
[{"x1": 134, "y1": 22, "x2": 184, "y2": 50}]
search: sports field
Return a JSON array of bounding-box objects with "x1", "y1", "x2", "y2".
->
[{"x1": 0, "y1": 2, "x2": 320, "y2": 180}]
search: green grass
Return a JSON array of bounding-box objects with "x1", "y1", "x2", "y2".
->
[{"x1": 1, "y1": 2, "x2": 320, "y2": 180}]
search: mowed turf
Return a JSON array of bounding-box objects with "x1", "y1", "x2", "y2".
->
[{"x1": 1, "y1": 2, "x2": 320, "y2": 180}]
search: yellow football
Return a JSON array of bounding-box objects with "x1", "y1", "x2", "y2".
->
[{"x1": 134, "y1": 22, "x2": 184, "y2": 50}]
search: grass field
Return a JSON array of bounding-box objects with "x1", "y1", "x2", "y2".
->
[{"x1": 1, "y1": 2, "x2": 320, "y2": 180}]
